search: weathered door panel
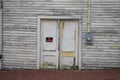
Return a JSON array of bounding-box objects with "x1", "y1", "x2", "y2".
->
[
  {"x1": 60, "y1": 20, "x2": 78, "y2": 69},
  {"x1": 43, "y1": 21, "x2": 57, "y2": 51},
  {"x1": 41, "y1": 20, "x2": 59, "y2": 69},
  {"x1": 61, "y1": 21, "x2": 76, "y2": 51}
]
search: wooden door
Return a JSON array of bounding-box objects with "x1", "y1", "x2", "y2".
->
[
  {"x1": 41, "y1": 20, "x2": 59, "y2": 69},
  {"x1": 60, "y1": 20, "x2": 79, "y2": 69}
]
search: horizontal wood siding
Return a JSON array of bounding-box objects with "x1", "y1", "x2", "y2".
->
[
  {"x1": 0, "y1": 1, "x2": 2, "y2": 69},
  {"x1": 0, "y1": 0, "x2": 2, "y2": 52},
  {"x1": 82, "y1": 0, "x2": 120, "y2": 69},
  {"x1": 2, "y1": 0, "x2": 120, "y2": 69},
  {"x1": 0, "y1": 9, "x2": 2, "y2": 54}
]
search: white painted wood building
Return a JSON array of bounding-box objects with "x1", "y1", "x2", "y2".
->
[{"x1": 0, "y1": 0, "x2": 120, "y2": 69}]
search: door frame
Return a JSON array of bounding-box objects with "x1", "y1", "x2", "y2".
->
[{"x1": 37, "y1": 16, "x2": 82, "y2": 69}]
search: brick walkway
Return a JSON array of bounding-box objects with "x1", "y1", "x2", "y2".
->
[{"x1": 0, "y1": 69, "x2": 120, "y2": 80}]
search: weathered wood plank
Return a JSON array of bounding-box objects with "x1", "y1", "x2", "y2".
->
[
  {"x1": 0, "y1": 9, "x2": 2, "y2": 69},
  {"x1": 0, "y1": 9, "x2": 2, "y2": 51}
]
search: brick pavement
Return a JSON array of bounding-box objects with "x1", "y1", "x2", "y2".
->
[{"x1": 0, "y1": 69, "x2": 120, "y2": 80}]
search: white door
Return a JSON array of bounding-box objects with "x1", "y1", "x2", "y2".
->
[
  {"x1": 41, "y1": 20, "x2": 59, "y2": 69},
  {"x1": 40, "y1": 19, "x2": 79, "y2": 69},
  {"x1": 60, "y1": 20, "x2": 79, "y2": 69}
]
